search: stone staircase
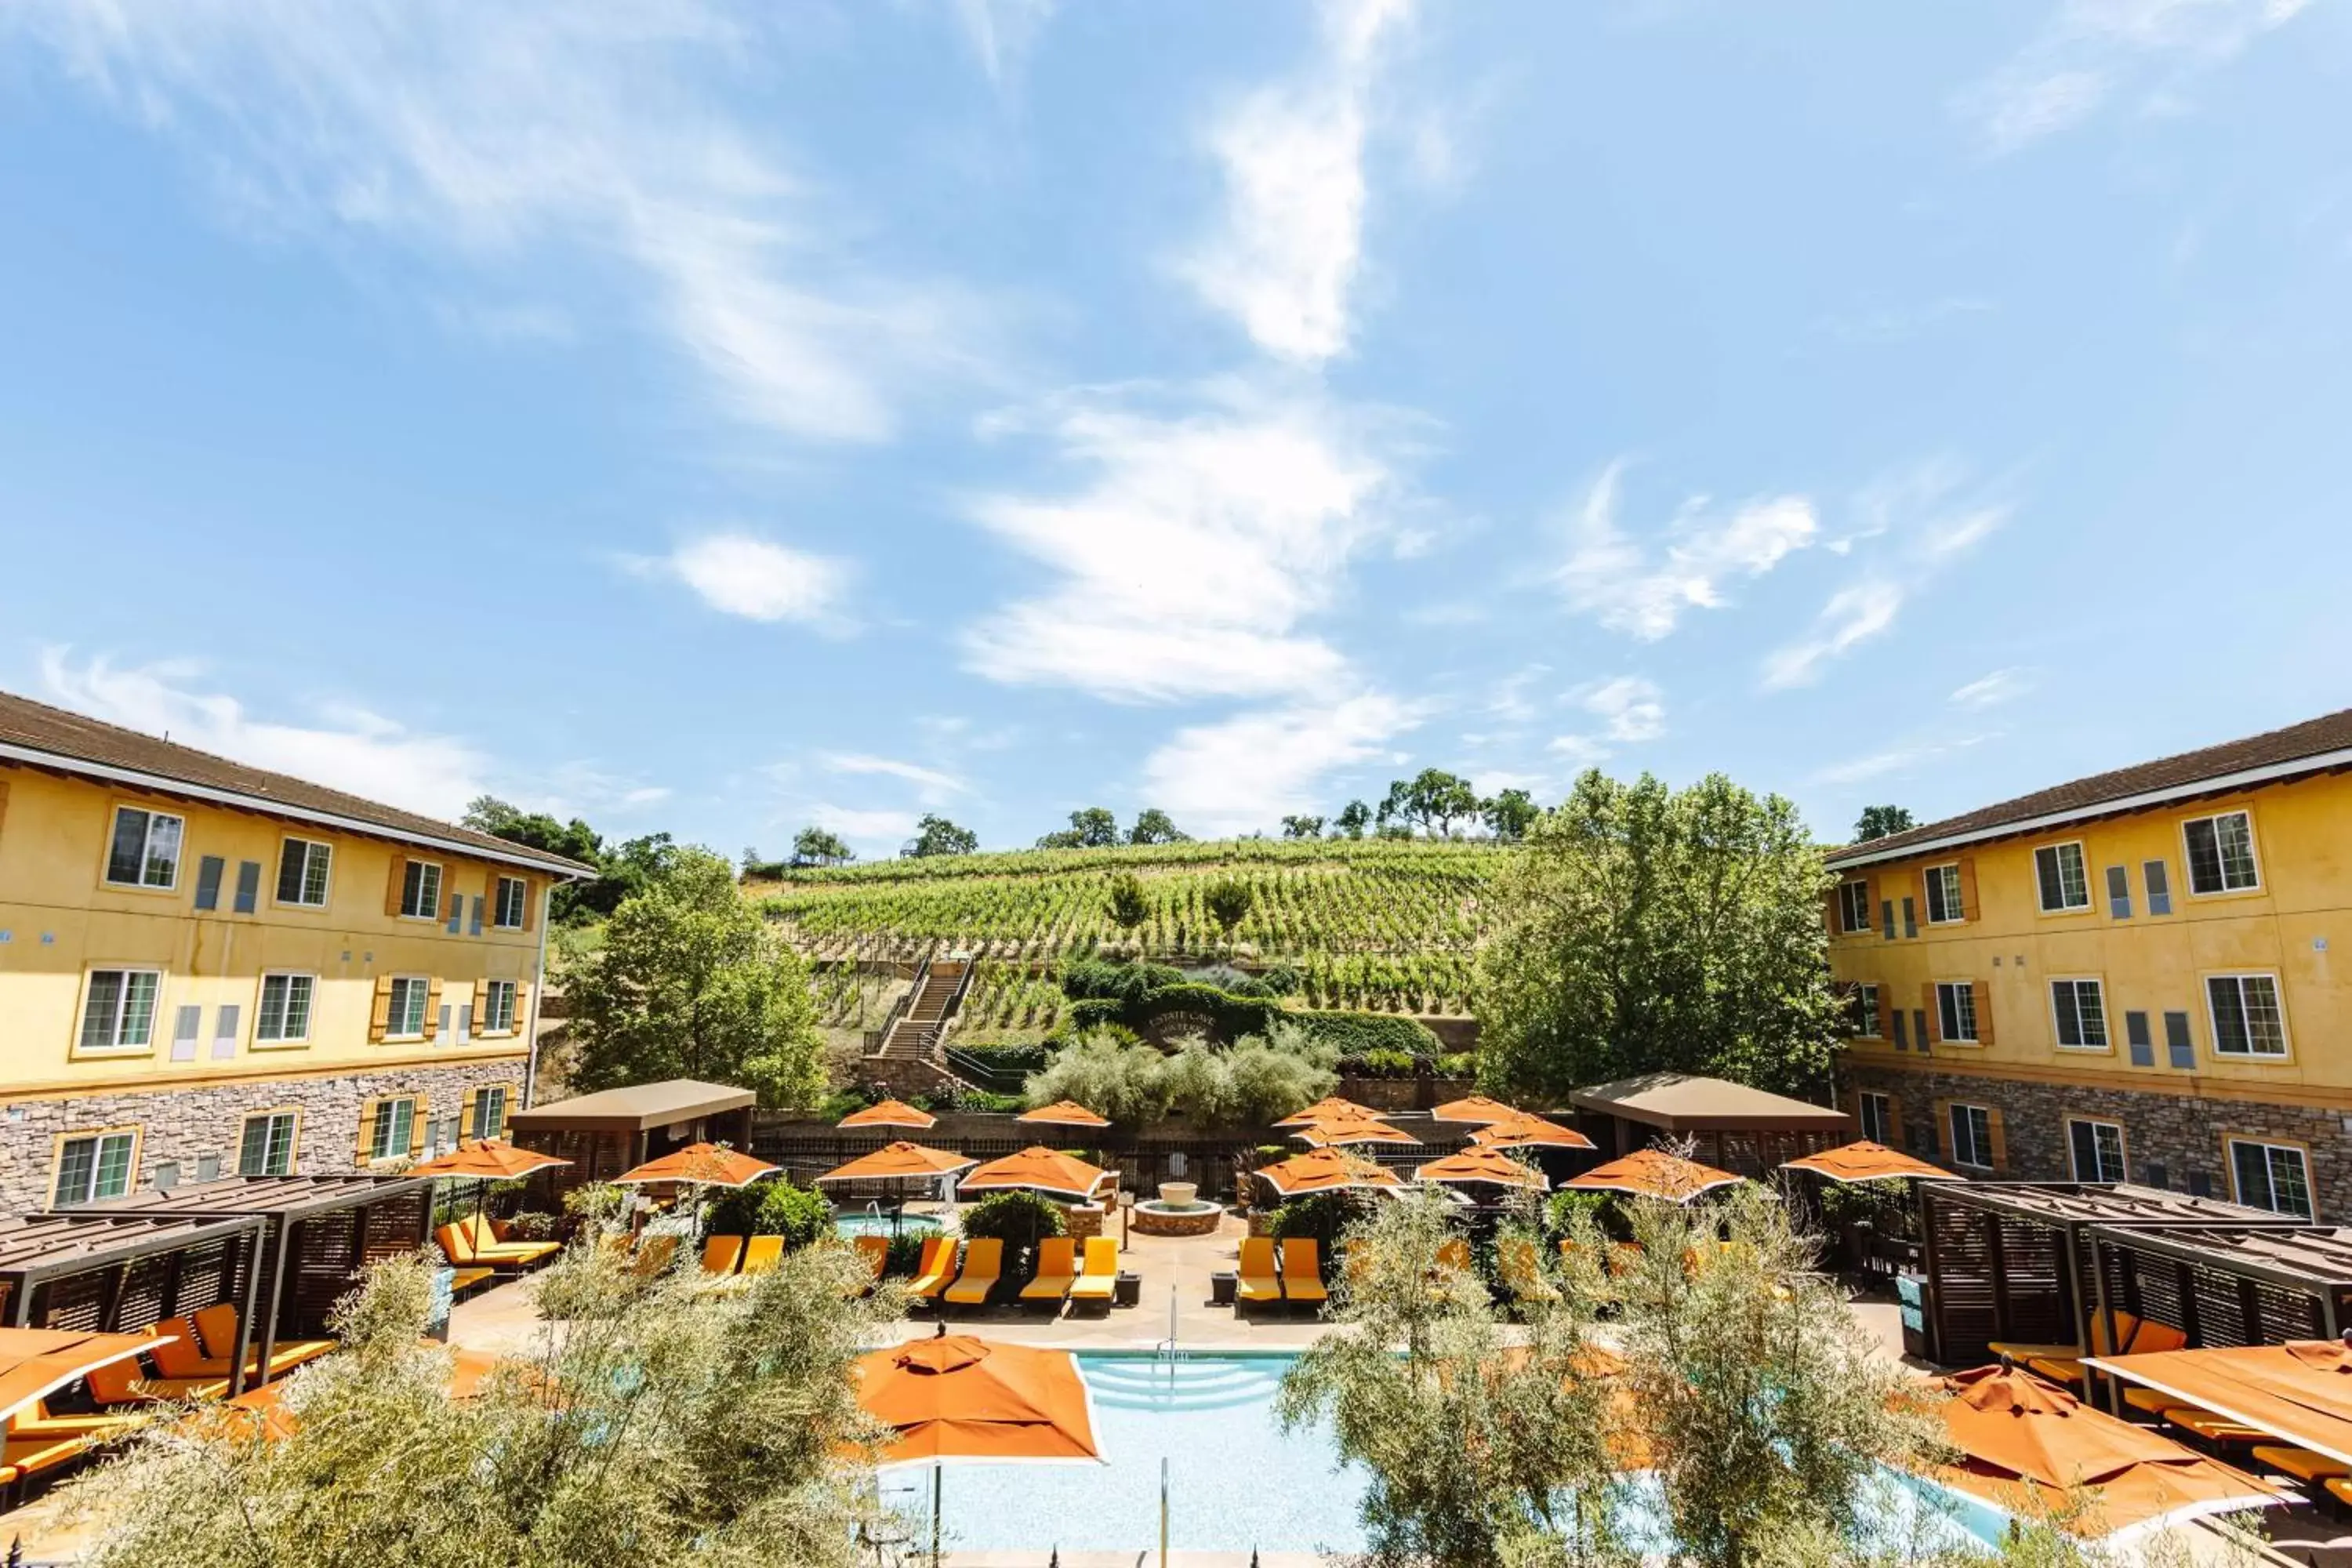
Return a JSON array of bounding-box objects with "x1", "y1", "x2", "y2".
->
[{"x1": 878, "y1": 960, "x2": 967, "y2": 1059}]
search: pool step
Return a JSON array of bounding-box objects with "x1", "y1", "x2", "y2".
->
[{"x1": 1085, "y1": 1358, "x2": 1288, "y2": 1412}]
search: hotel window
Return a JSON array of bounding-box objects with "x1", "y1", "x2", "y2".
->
[
  {"x1": 2068, "y1": 1120, "x2": 2127, "y2": 1183},
  {"x1": 1924, "y1": 863, "x2": 1965, "y2": 924},
  {"x1": 2050, "y1": 978, "x2": 2110, "y2": 1051},
  {"x1": 276, "y1": 837, "x2": 333, "y2": 907},
  {"x1": 1935, "y1": 982, "x2": 1980, "y2": 1044},
  {"x1": 2034, "y1": 842, "x2": 2090, "y2": 913},
  {"x1": 483, "y1": 979, "x2": 518, "y2": 1035},
  {"x1": 1849, "y1": 983, "x2": 1882, "y2": 1038},
  {"x1": 469, "y1": 1086, "x2": 509, "y2": 1142},
  {"x1": 1858, "y1": 1091, "x2": 1891, "y2": 1145},
  {"x1": 398, "y1": 860, "x2": 443, "y2": 920},
  {"x1": 104, "y1": 807, "x2": 183, "y2": 890},
  {"x1": 367, "y1": 1098, "x2": 417, "y2": 1163},
  {"x1": 2208, "y1": 975, "x2": 2287, "y2": 1058},
  {"x1": 494, "y1": 876, "x2": 528, "y2": 930},
  {"x1": 2183, "y1": 811, "x2": 2260, "y2": 895},
  {"x1": 255, "y1": 973, "x2": 315, "y2": 1044},
  {"x1": 238, "y1": 1111, "x2": 298, "y2": 1177},
  {"x1": 2229, "y1": 1138, "x2": 2314, "y2": 1220},
  {"x1": 79, "y1": 969, "x2": 162, "y2": 1051},
  {"x1": 387, "y1": 977, "x2": 432, "y2": 1040},
  {"x1": 52, "y1": 1131, "x2": 136, "y2": 1206},
  {"x1": 1948, "y1": 1104, "x2": 1994, "y2": 1170}
]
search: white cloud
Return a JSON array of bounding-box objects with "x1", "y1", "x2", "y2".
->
[
  {"x1": 948, "y1": 0, "x2": 1058, "y2": 88},
  {"x1": 1555, "y1": 462, "x2": 1819, "y2": 641},
  {"x1": 633, "y1": 533, "x2": 852, "y2": 626},
  {"x1": 961, "y1": 385, "x2": 1402, "y2": 702},
  {"x1": 1179, "y1": 0, "x2": 1415, "y2": 364},
  {"x1": 1139, "y1": 691, "x2": 1418, "y2": 837},
  {"x1": 1483, "y1": 663, "x2": 1551, "y2": 724},
  {"x1": 804, "y1": 804, "x2": 921, "y2": 851},
  {"x1": 1759, "y1": 582, "x2": 1906, "y2": 691},
  {"x1": 820, "y1": 752, "x2": 967, "y2": 806},
  {"x1": 10, "y1": 1, "x2": 985, "y2": 444},
  {"x1": 1548, "y1": 674, "x2": 1667, "y2": 760},
  {"x1": 1950, "y1": 667, "x2": 2037, "y2": 709},
  {"x1": 1813, "y1": 732, "x2": 1994, "y2": 787},
  {"x1": 1961, "y1": 0, "x2": 2307, "y2": 154}
]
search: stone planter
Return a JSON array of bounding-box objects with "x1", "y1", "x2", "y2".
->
[{"x1": 1157, "y1": 1181, "x2": 1198, "y2": 1208}]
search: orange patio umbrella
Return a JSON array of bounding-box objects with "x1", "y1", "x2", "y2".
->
[
  {"x1": 1929, "y1": 1363, "x2": 2280, "y2": 1540},
  {"x1": 1293, "y1": 1112, "x2": 1420, "y2": 1149},
  {"x1": 838, "y1": 1099, "x2": 938, "y2": 1131},
  {"x1": 1565, "y1": 1147, "x2": 1741, "y2": 1203},
  {"x1": 1430, "y1": 1094, "x2": 1523, "y2": 1125},
  {"x1": 1471, "y1": 1112, "x2": 1596, "y2": 1152},
  {"x1": 408, "y1": 1138, "x2": 572, "y2": 1181},
  {"x1": 1255, "y1": 1148, "x2": 1403, "y2": 1198},
  {"x1": 2086, "y1": 1338, "x2": 2352, "y2": 1468},
  {"x1": 1015, "y1": 1100, "x2": 1112, "y2": 1130},
  {"x1": 1272, "y1": 1096, "x2": 1385, "y2": 1129},
  {"x1": 224, "y1": 1347, "x2": 510, "y2": 1439},
  {"x1": 615, "y1": 1142, "x2": 778, "y2": 1188},
  {"x1": 1780, "y1": 1139, "x2": 1960, "y2": 1185},
  {"x1": 959, "y1": 1146, "x2": 1112, "y2": 1203},
  {"x1": 1416, "y1": 1148, "x2": 1548, "y2": 1191},
  {"x1": 0, "y1": 1328, "x2": 180, "y2": 1427},
  {"x1": 816, "y1": 1142, "x2": 978, "y2": 1185}
]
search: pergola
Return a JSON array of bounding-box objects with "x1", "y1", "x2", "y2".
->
[
  {"x1": 2083, "y1": 1223, "x2": 2352, "y2": 1355},
  {"x1": 509, "y1": 1079, "x2": 757, "y2": 1197},
  {"x1": 1919, "y1": 1182, "x2": 2299, "y2": 1368},
  {"x1": 0, "y1": 1213, "x2": 269, "y2": 1395},
  {"x1": 66, "y1": 1174, "x2": 434, "y2": 1381},
  {"x1": 1567, "y1": 1073, "x2": 1850, "y2": 1174}
]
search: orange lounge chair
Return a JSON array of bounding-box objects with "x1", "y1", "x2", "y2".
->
[
  {"x1": 2327, "y1": 1477, "x2": 2352, "y2": 1510},
  {"x1": 944, "y1": 1238, "x2": 1003, "y2": 1306},
  {"x1": 2252, "y1": 1444, "x2": 2350, "y2": 1484},
  {"x1": 906, "y1": 1237, "x2": 958, "y2": 1301},
  {"x1": 84, "y1": 1352, "x2": 225, "y2": 1408},
  {"x1": 1236, "y1": 1237, "x2": 1282, "y2": 1307},
  {"x1": 6, "y1": 1401, "x2": 151, "y2": 1443},
  {"x1": 435, "y1": 1215, "x2": 557, "y2": 1271},
  {"x1": 1500, "y1": 1237, "x2": 1559, "y2": 1305},
  {"x1": 701, "y1": 1235, "x2": 746, "y2": 1275},
  {"x1": 1068, "y1": 1237, "x2": 1118, "y2": 1305},
  {"x1": 0, "y1": 1434, "x2": 97, "y2": 1486},
  {"x1": 1019, "y1": 1237, "x2": 1077, "y2": 1305},
  {"x1": 2164, "y1": 1407, "x2": 2266, "y2": 1443},
  {"x1": 853, "y1": 1233, "x2": 890, "y2": 1285},
  {"x1": 739, "y1": 1236, "x2": 786, "y2": 1275},
  {"x1": 168, "y1": 1305, "x2": 332, "y2": 1381},
  {"x1": 1280, "y1": 1239, "x2": 1328, "y2": 1306},
  {"x1": 631, "y1": 1234, "x2": 680, "y2": 1277}
]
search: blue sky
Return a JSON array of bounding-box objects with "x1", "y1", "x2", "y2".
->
[{"x1": 3, "y1": 1, "x2": 2347, "y2": 858}]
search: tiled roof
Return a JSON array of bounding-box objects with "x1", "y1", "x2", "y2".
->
[
  {"x1": 0, "y1": 689, "x2": 593, "y2": 877},
  {"x1": 1827, "y1": 707, "x2": 2352, "y2": 867}
]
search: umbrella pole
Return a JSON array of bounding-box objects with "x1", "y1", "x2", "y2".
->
[
  {"x1": 1159, "y1": 1455, "x2": 1170, "y2": 1568},
  {"x1": 931, "y1": 1462, "x2": 942, "y2": 1568}
]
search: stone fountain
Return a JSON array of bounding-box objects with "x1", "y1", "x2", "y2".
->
[{"x1": 1129, "y1": 1180, "x2": 1222, "y2": 1237}]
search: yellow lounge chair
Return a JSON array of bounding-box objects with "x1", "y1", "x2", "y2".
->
[
  {"x1": 632, "y1": 1235, "x2": 680, "y2": 1277},
  {"x1": 190, "y1": 1305, "x2": 333, "y2": 1380},
  {"x1": 1236, "y1": 1237, "x2": 1282, "y2": 1307},
  {"x1": 738, "y1": 1236, "x2": 786, "y2": 1275},
  {"x1": 1068, "y1": 1237, "x2": 1118, "y2": 1305},
  {"x1": 945, "y1": 1238, "x2": 1004, "y2": 1306},
  {"x1": 7, "y1": 1401, "x2": 151, "y2": 1443},
  {"x1": 1434, "y1": 1239, "x2": 1472, "y2": 1274},
  {"x1": 2326, "y1": 1477, "x2": 2352, "y2": 1510},
  {"x1": 854, "y1": 1233, "x2": 890, "y2": 1285},
  {"x1": 1020, "y1": 1237, "x2": 1078, "y2": 1305},
  {"x1": 1500, "y1": 1238, "x2": 1560, "y2": 1305},
  {"x1": 701, "y1": 1235, "x2": 746, "y2": 1275},
  {"x1": 0, "y1": 1434, "x2": 96, "y2": 1487},
  {"x1": 906, "y1": 1236, "x2": 958, "y2": 1301},
  {"x1": 83, "y1": 1353, "x2": 224, "y2": 1407},
  {"x1": 2252, "y1": 1444, "x2": 2350, "y2": 1483},
  {"x1": 1280, "y1": 1239, "x2": 1328, "y2": 1306},
  {"x1": 2165, "y1": 1407, "x2": 2264, "y2": 1443}
]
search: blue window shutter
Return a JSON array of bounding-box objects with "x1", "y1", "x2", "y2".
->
[
  {"x1": 2145, "y1": 859, "x2": 2172, "y2": 916},
  {"x1": 1901, "y1": 897, "x2": 1918, "y2": 939},
  {"x1": 194, "y1": 856, "x2": 225, "y2": 911},
  {"x1": 2107, "y1": 866, "x2": 2132, "y2": 920},
  {"x1": 233, "y1": 861, "x2": 261, "y2": 914},
  {"x1": 445, "y1": 891, "x2": 463, "y2": 935},
  {"x1": 1891, "y1": 1010, "x2": 1908, "y2": 1051},
  {"x1": 469, "y1": 896, "x2": 484, "y2": 937},
  {"x1": 171, "y1": 1004, "x2": 201, "y2": 1062},
  {"x1": 1880, "y1": 900, "x2": 1896, "y2": 941},
  {"x1": 212, "y1": 1004, "x2": 240, "y2": 1059},
  {"x1": 2124, "y1": 1011, "x2": 2154, "y2": 1067},
  {"x1": 2163, "y1": 1010, "x2": 2194, "y2": 1069}
]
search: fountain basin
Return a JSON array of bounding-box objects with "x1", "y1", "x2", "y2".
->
[{"x1": 1131, "y1": 1193, "x2": 1223, "y2": 1238}]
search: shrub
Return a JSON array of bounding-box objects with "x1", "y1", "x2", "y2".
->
[
  {"x1": 953, "y1": 1041, "x2": 1054, "y2": 1074},
  {"x1": 1134, "y1": 982, "x2": 1276, "y2": 1040},
  {"x1": 1265, "y1": 1191, "x2": 1375, "y2": 1250},
  {"x1": 814, "y1": 1090, "x2": 871, "y2": 1122},
  {"x1": 1435, "y1": 1052, "x2": 1476, "y2": 1078},
  {"x1": 1287, "y1": 1010, "x2": 1442, "y2": 1058},
  {"x1": 504, "y1": 1210, "x2": 557, "y2": 1240},
  {"x1": 883, "y1": 1230, "x2": 931, "y2": 1276},
  {"x1": 1340, "y1": 1049, "x2": 1423, "y2": 1080},
  {"x1": 1024, "y1": 1029, "x2": 1170, "y2": 1127},
  {"x1": 562, "y1": 1181, "x2": 629, "y2": 1228},
  {"x1": 959, "y1": 1190, "x2": 1068, "y2": 1277},
  {"x1": 707, "y1": 1178, "x2": 834, "y2": 1244},
  {"x1": 1545, "y1": 1189, "x2": 1614, "y2": 1238},
  {"x1": 1058, "y1": 958, "x2": 1184, "y2": 1003}
]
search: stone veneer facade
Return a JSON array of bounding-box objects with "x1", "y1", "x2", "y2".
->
[
  {"x1": 0, "y1": 1058, "x2": 524, "y2": 1214},
  {"x1": 1842, "y1": 1062, "x2": 2352, "y2": 1222}
]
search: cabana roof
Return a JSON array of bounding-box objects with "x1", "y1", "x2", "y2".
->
[
  {"x1": 0, "y1": 1213, "x2": 267, "y2": 1287},
  {"x1": 1569, "y1": 1073, "x2": 1849, "y2": 1134},
  {"x1": 1931, "y1": 1181, "x2": 2285, "y2": 1228},
  {"x1": 2087, "y1": 1225, "x2": 2352, "y2": 1294},
  {"x1": 66, "y1": 1173, "x2": 434, "y2": 1221},
  {"x1": 508, "y1": 1079, "x2": 755, "y2": 1134}
]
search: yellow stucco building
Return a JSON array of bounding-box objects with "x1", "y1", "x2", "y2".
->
[
  {"x1": 1828, "y1": 707, "x2": 2352, "y2": 1220},
  {"x1": 0, "y1": 691, "x2": 590, "y2": 1212}
]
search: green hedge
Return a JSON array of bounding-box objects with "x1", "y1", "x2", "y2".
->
[
  {"x1": 1054, "y1": 988, "x2": 1443, "y2": 1054},
  {"x1": 953, "y1": 1042, "x2": 1055, "y2": 1074},
  {"x1": 1287, "y1": 1010, "x2": 1441, "y2": 1057}
]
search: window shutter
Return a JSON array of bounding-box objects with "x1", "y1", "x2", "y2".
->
[
  {"x1": 368, "y1": 976, "x2": 394, "y2": 1043},
  {"x1": 1881, "y1": 900, "x2": 1896, "y2": 941},
  {"x1": 1958, "y1": 858, "x2": 1978, "y2": 922},
  {"x1": 1873, "y1": 988, "x2": 1892, "y2": 1040},
  {"x1": 1823, "y1": 888, "x2": 1839, "y2": 938},
  {"x1": 409, "y1": 1097, "x2": 429, "y2": 1156},
  {"x1": 521, "y1": 877, "x2": 537, "y2": 932},
  {"x1": 233, "y1": 860, "x2": 261, "y2": 915},
  {"x1": 1973, "y1": 981, "x2": 1994, "y2": 1047},
  {"x1": 2106, "y1": 865, "x2": 2132, "y2": 920},
  {"x1": 1886, "y1": 1094, "x2": 1905, "y2": 1145},
  {"x1": 423, "y1": 979, "x2": 444, "y2": 1040},
  {"x1": 445, "y1": 890, "x2": 463, "y2": 935},
  {"x1": 472, "y1": 978, "x2": 492, "y2": 1030},
  {"x1": 1986, "y1": 1108, "x2": 2009, "y2": 1173},
  {"x1": 2163, "y1": 1010, "x2": 2195, "y2": 1069},
  {"x1": 2125, "y1": 1011, "x2": 2154, "y2": 1067},
  {"x1": 512, "y1": 983, "x2": 530, "y2": 1034},
  {"x1": 470, "y1": 896, "x2": 485, "y2": 938},
  {"x1": 356, "y1": 1102, "x2": 379, "y2": 1165},
  {"x1": 459, "y1": 1087, "x2": 480, "y2": 1142},
  {"x1": 1922, "y1": 983, "x2": 1941, "y2": 1045},
  {"x1": 1930, "y1": 1099, "x2": 1950, "y2": 1160},
  {"x1": 2145, "y1": 859, "x2": 2172, "y2": 916},
  {"x1": 194, "y1": 855, "x2": 225, "y2": 912},
  {"x1": 1902, "y1": 897, "x2": 1918, "y2": 939},
  {"x1": 385, "y1": 855, "x2": 408, "y2": 917}
]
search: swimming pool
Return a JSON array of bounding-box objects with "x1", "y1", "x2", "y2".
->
[
  {"x1": 880, "y1": 1352, "x2": 2008, "y2": 1556},
  {"x1": 833, "y1": 1211, "x2": 944, "y2": 1240}
]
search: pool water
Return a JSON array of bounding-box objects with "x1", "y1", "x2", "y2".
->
[
  {"x1": 884, "y1": 1352, "x2": 2007, "y2": 1556},
  {"x1": 833, "y1": 1212, "x2": 944, "y2": 1240}
]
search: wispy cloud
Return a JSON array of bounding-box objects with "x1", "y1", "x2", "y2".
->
[
  {"x1": 947, "y1": 0, "x2": 1058, "y2": 89},
  {"x1": 1179, "y1": 0, "x2": 1416, "y2": 364},
  {"x1": 820, "y1": 752, "x2": 967, "y2": 807},
  {"x1": 804, "y1": 804, "x2": 920, "y2": 852},
  {"x1": 1759, "y1": 583, "x2": 1907, "y2": 691},
  {"x1": 1548, "y1": 674, "x2": 1667, "y2": 762},
  {"x1": 1814, "y1": 296, "x2": 1995, "y2": 347},
  {"x1": 1139, "y1": 691, "x2": 1419, "y2": 837},
  {"x1": 960, "y1": 383, "x2": 1408, "y2": 702},
  {"x1": 1959, "y1": 0, "x2": 2310, "y2": 155},
  {"x1": 1813, "y1": 731, "x2": 1996, "y2": 787},
  {"x1": 1950, "y1": 667, "x2": 2037, "y2": 710},
  {"x1": 628, "y1": 533, "x2": 853, "y2": 629},
  {"x1": 1555, "y1": 461, "x2": 1819, "y2": 641},
  {"x1": 10, "y1": 1, "x2": 991, "y2": 444}
]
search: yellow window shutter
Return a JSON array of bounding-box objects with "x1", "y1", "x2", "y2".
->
[
  {"x1": 503, "y1": 1083, "x2": 522, "y2": 1134},
  {"x1": 1973, "y1": 981, "x2": 1995, "y2": 1047},
  {"x1": 521, "y1": 877, "x2": 537, "y2": 932},
  {"x1": 409, "y1": 1097, "x2": 429, "y2": 1156},
  {"x1": 1922, "y1": 983, "x2": 1941, "y2": 1046},
  {"x1": 423, "y1": 978, "x2": 444, "y2": 1040},
  {"x1": 356, "y1": 1101, "x2": 379, "y2": 1165},
  {"x1": 368, "y1": 976, "x2": 394, "y2": 1043},
  {"x1": 1931, "y1": 1099, "x2": 1950, "y2": 1160},
  {"x1": 1987, "y1": 1108, "x2": 2009, "y2": 1173},
  {"x1": 385, "y1": 855, "x2": 408, "y2": 917},
  {"x1": 513, "y1": 983, "x2": 530, "y2": 1034},
  {"x1": 1886, "y1": 1094, "x2": 1905, "y2": 1143},
  {"x1": 1958, "y1": 857, "x2": 1979, "y2": 922},
  {"x1": 1823, "y1": 887, "x2": 1839, "y2": 938},
  {"x1": 474, "y1": 978, "x2": 492, "y2": 1029},
  {"x1": 1873, "y1": 988, "x2": 1893, "y2": 1040}
]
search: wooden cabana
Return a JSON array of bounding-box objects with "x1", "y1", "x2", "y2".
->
[
  {"x1": 1567, "y1": 1073, "x2": 1849, "y2": 1175},
  {"x1": 2082, "y1": 1224, "x2": 2352, "y2": 1356},
  {"x1": 0, "y1": 1214, "x2": 268, "y2": 1395},
  {"x1": 508, "y1": 1079, "x2": 757, "y2": 1199},
  {"x1": 65, "y1": 1174, "x2": 433, "y2": 1384},
  {"x1": 1921, "y1": 1182, "x2": 2299, "y2": 1369}
]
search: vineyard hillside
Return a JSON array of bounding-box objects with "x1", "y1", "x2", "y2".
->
[{"x1": 753, "y1": 838, "x2": 1511, "y2": 1019}]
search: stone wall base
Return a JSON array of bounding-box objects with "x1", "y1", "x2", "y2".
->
[
  {"x1": 1841, "y1": 1062, "x2": 2352, "y2": 1220},
  {"x1": 1, "y1": 1059, "x2": 528, "y2": 1214}
]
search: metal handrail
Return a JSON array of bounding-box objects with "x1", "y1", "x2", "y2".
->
[{"x1": 869, "y1": 956, "x2": 928, "y2": 1053}]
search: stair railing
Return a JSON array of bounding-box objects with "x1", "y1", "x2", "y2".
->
[{"x1": 867, "y1": 956, "x2": 929, "y2": 1053}]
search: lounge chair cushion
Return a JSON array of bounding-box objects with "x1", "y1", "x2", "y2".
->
[
  {"x1": 1236, "y1": 1238, "x2": 1282, "y2": 1304},
  {"x1": 1280, "y1": 1240, "x2": 1328, "y2": 1303},
  {"x1": 1021, "y1": 1239, "x2": 1077, "y2": 1301},
  {"x1": 702, "y1": 1236, "x2": 746, "y2": 1275},
  {"x1": 2252, "y1": 1444, "x2": 2350, "y2": 1483},
  {"x1": 945, "y1": 1240, "x2": 1004, "y2": 1305},
  {"x1": 907, "y1": 1238, "x2": 956, "y2": 1299},
  {"x1": 1068, "y1": 1238, "x2": 1118, "y2": 1301},
  {"x1": 7, "y1": 1402, "x2": 152, "y2": 1442}
]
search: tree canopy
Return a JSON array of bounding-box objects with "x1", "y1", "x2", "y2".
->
[
  {"x1": 902, "y1": 813, "x2": 978, "y2": 857},
  {"x1": 1279, "y1": 813, "x2": 1326, "y2": 839},
  {"x1": 1036, "y1": 806, "x2": 1120, "y2": 848},
  {"x1": 462, "y1": 796, "x2": 677, "y2": 924},
  {"x1": 1852, "y1": 804, "x2": 1917, "y2": 843},
  {"x1": 1380, "y1": 769, "x2": 1480, "y2": 837},
  {"x1": 1334, "y1": 800, "x2": 1372, "y2": 838},
  {"x1": 790, "y1": 826, "x2": 855, "y2": 866},
  {"x1": 1480, "y1": 787, "x2": 1539, "y2": 842},
  {"x1": 1474, "y1": 770, "x2": 1843, "y2": 1102},
  {"x1": 1128, "y1": 808, "x2": 1188, "y2": 844}
]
